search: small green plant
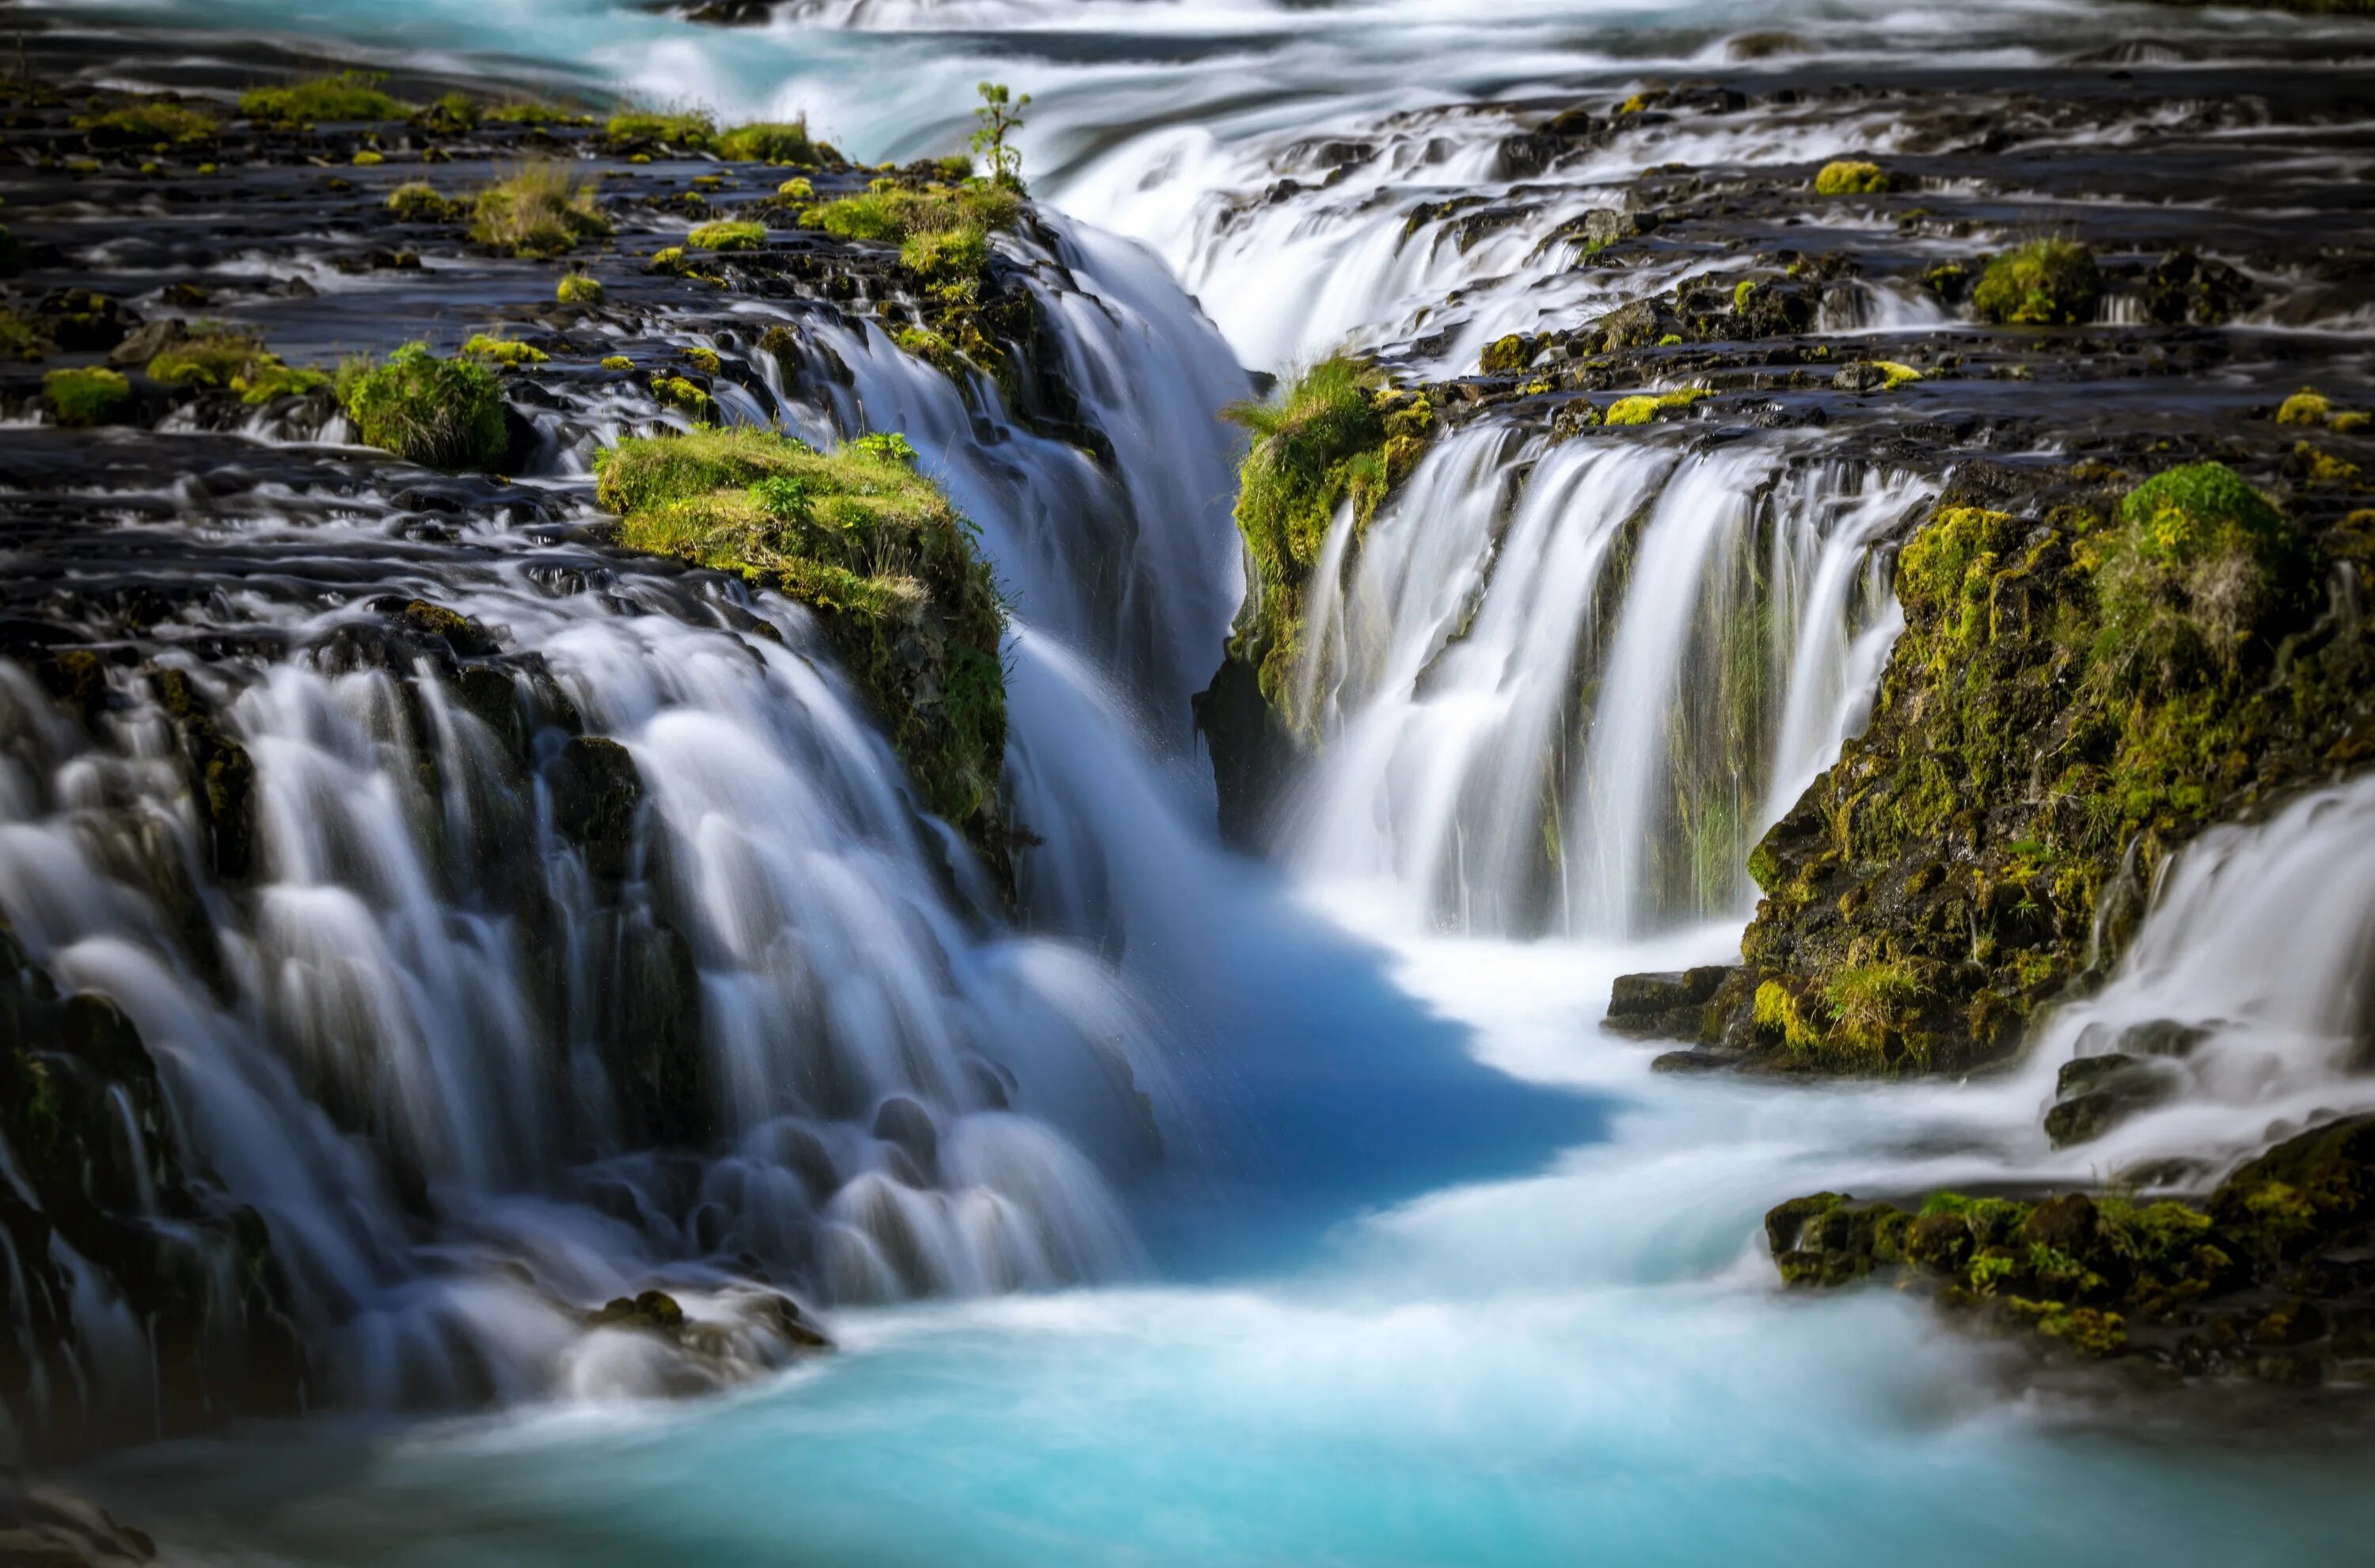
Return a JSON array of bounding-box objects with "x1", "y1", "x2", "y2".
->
[
  {"x1": 777, "y1": 176, "x2": 815, "y2": 200},
  {"x1": 557, "y1": 272, "x2": 605, "y2": 306},
  {"x1": 2276, "y1": 386, "x2": 2330, "y2": 427},
  {"x1": 970, "y1": 82, "x2": 1031, "y2": 189},
  {"x1": 74, "y1": 99, "x2": 218, "y2": 144},
  {"x1": 686, "y1": 218, "x2": 767, "y2": 252},
  {"x1": 147, "y1": 327, "x2": 329, "y2": 403},
  {"x1": 900, "y1": 225, "x2": 989, "y2": 284},
  {"x1": 386, "y1": 180, "x2": 460, "y2": 222},
  {"x1": 600, "y1": 355, "x2": 633, "y2": 372},
  {"x1": 851, "y1": 431, "x2": 920, "y2": 467},
  {"x1": 43, "y1": 366, "x2": 131, "y2": 427},
  {"x1": 336, "y1": 342, "x2": 508, "y2": 469}
]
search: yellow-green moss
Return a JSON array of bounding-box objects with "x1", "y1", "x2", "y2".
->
[
  {"x1": 459, "y1": 333, "x2": 549, "y2": 369},
  {"x1": 74, "y1": 99, "x2": 218, "y2": 144},
  {"x1": 605, "y1": 108, "x2": 716, "y2": 149},
  {"x1": 1604, "y1": 387, "x2": 1709, "y2": 425},
  {"x1": 147, "y1": 328, "x2": 329, "y2": 404},
  {"x1": 686, "y1": 218, "x2": 767, "y2": 252},
  {"x1": 595, "y1": 427, "x2": 1008, "y2": 864},
  {"x1": 1222, "y1": 359, "x2": 1436, "y2": 724},
  {"x1": 240, "y1": 71, "x2": 407, "y2": 124},
  {"x1": 1971, "y1": 238, "x2": 2101, "y2": 327},
  {"x1": 1813, "y1": 160, "x2": 1893, "y2": 196},
  {"x1": 43, "y1": 366, "x2": 131, "y2": 427},
  {"x1": 557, "y1": 272, "x2": 606, "y2": 306},
  {"x1": 716, "y1": 120, "x2": 815, "y2": 164},
  {"x1": 2275, "y1": 387, "x2": 2330, "y2": 427}
]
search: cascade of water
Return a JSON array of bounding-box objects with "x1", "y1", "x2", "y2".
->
[
  {"x1": 1289, "y1": 430, "x2": 1925, "y2": 938},
  {"x1": 0, "y1": 208, "x2": 1256, "y2": 1445}
]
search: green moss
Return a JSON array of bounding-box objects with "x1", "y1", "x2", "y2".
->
[
  {"x1": 335, "y1": 342, "x2": 508, "y2": 469},
  {"x1": 459, "y1": 333, "x2": 549, "y2": 368},
  {"x1": 778, "y1": 177, "x2": 816, "y2": 200},
  {"x1": 0, "y1": 308, "x2": 59, "y2": 363},
  {"x1": 1221, "y1": 359, "x2": 1436, "y2": 726},
  {"x1": 605, "y1": 108, "x2": 717, "y2": 149},
  {"x1": 1871, "y1": 360, "x2": 1922, "y2": 390},
  {"x1": 240, "y1": 71, "x2": 408, "y2": 124},
  {"x1": 1822, "y1": 960, "x2": 1924, "y2": 1062},
  {"x1": 1732, "y1": 279, "x2": 1758, "y2": 309},
  {"x1": 1604, "y1": 387, "x2": 1708, "y2": 425},
  {"x1": 488, "y1": 98, "x2": 587, "y2": 127},
  {"x1": 1971, "y1": 238, "x2": 2101, "y2": 327},
  {"x1": 800, "y1": 181, "x2": 1020, "y2": 248},
  {"x1": 43, "y1": 366, "x2": 131, "y2": 427},
  {"x1": 557, "y1": 272, "x2": 606, "y2": 306},
  {"x1": 649, "y1": 375, "x2": 715, "y2": 418},
  {"x1": 601, "y1": 355, "x2": 633, "y2": 372},
  {"x1": 74, "y1": 98, "x2": 218, "y2": 144},
  {"x1": 686, "y1": 218, "x2": 767, "y2": 252},
  {"x1": 1480, "y1": 334, "x2": 1535, "y2": 375},
  {"x1": 716, "y1": 120, "x2": 815, "y2": 164},
  {"x1": 387, "y1": 180, "x2": 464, "y2": 223},
  {"x1": 471, "y1": 161, "x2": 612, "y2": 258},
  {"x1": 2275, "y1": 387, "x2": 2330, "y2": 427},
  {"x1": 682, "y1": 347, "x2": 721, "y2": 376},
  {"x1": 596, "y1": 427, "x2": 1009, "y2": 865},
  {"x1": 901, "y1": 225, "x2": 990, "y2": 283},
  {"x1": 351, "y1": 150, "x2": 386, "y2": 167},
  {"x1": 148, "y1": 328, "x2": 329, "y2": 404},
  {"x1": 1813, "y1": 159, "x2": 1893, "y2": 196}
]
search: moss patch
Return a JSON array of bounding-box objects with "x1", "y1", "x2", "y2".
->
[
  {"x1": 147, "y1": 327, "x2": 329, "y2": 404},
  {"x1": 1812, "y1": 159, "x2": 1893, "y2": 196},
  {"x1": 43, "y1": 366, "x2": 131, "y2": 427},
  {"x1": 595, "y1": 427, "x2": 1010, "y2": 874},
  {"x1": 1221, "y1": 357, "x2": 1435, "y2": 730},
  {"x1": 240, "y1": 71, "x2": 407, "y2": 124},
  {"x1": 1604, "y1": 387, "x2": 1709, "y2": 425},
  {"x1": 1972, "y1": 238, "x2": 2101, "y2": 327},
  {"x1": 1711, "y1": 460, "x2": 2354, "y2": 1075},
  {"x1": 686, "y1": 218, "x2": 767, "y2": 252},
  {"x1": 716, "y1": 120, "x2": 815, "y2": 164},
  {"x1": 335, "y1": 342, "x2": 508, "y2": 469}
]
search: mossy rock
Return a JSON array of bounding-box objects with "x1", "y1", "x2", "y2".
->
[
  {"x1": 335, "y1": 343, "x2": 509, "y2": 469},
  {"x1": 1970, "y1": 238, "x2": 2101, "y2": 327},
  {"x1": 595, "y1": 427, "x2": 1011, "y2": 880}
]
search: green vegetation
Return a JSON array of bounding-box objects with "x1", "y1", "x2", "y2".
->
[
  {"x1": 601, "y1": 355, "x2": 633, "y2": 372},
  {"x1": 386, "y1": 180, "x2": 464, "y2": 222},
  {"x1": 716, "y1": 120, "x2": 815, "y2": 164},
  {"x1": 799, "y1": 181, "x2": 1020, "y2": 249},
  {"x1": 970, "y1": 82, "x2": 1030, "y2": 189},
  {"x1": 146, "y1": 327, "x2": 329, "y2": 403},
  {"x1": 1721, "y1": 460, "x2": 2348, "y2": 1076},
  {"x1": 594, "y1": 426, "x2": 1009, "y2": 867},
  {"x1": 777, "y1": 177, "x2": 815, "y2": 200},
  {"x1": 605, "y1": 108, "x2": 716, "y2": 149},
  {"x1": 0, "y1": 308, "x2": 59, "y2": 362},
  {"x1": 335, "y1": 342, "x2": 508, "y2": 469},
  {"x1": 1812, "y1": 159, "x2": 1894, "y2": 196},
  {"x1": 42, "y1": 367, "x2": 131, "y2": 427},
  {"x1": 471, "y1": 161, "x2": 612, "y2": 258},
  {"x1": 74, "y1": 98, "x2": 218, "y2": 144},
  {"x1": 1768, "y1": 1114, "x2": 2375, "y2": 1378},
  {"x1": 901, "y1": 225, "x2": 989, "y2": 284},
  {"x1": 2276, "y1": 386, "x2": 2331, "y2": 427},
  {"x1": 1604, "y1": 387, "x2": 1708, "y2": 425},
  {"x1": 459, "y1": 333, "x2": 549, "y2": 368},
  {"x1": 1222, "y1": 357, "x2": 1435, "y2": 724},
  {"x1": 1971, "y1": 237, "x2": 2101, "y2": 327},
  {"x1": 557, "y1": 272, "x2": 606, "y2": 306},
  {"x1": 240, "y1": 70, "x2": 407, "y2": 124},
  {"x1": 686, "y1": 218, "x2": 767, "y2": 252},
  {"x1": 488, "y1": 98, "x2": 588, "y2": 127}
]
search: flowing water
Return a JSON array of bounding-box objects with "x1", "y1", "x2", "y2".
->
[{"x1": 29, "y1": 0, "x2": 2375, "y2": 1561}]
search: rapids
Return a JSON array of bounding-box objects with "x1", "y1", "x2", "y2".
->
[{"x1": 17, "y1": 0, "x2": 2375, "y2": 1562}]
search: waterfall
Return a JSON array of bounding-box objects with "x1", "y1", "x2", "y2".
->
[
  {"x1": 1288, "y1": 427, "x2": 1922, "y2": 938},
  {"x1": 0, "y1": 213, "x2": 1250, "y2": 1446}
]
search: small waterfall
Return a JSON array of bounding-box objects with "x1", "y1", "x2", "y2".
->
[{"x1": 1288, "y1": 428, "x2": 1924, "y2": 937}]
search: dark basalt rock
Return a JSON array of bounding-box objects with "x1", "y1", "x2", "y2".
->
[
  {"x1": 1769, "y1": 1113, "x2": 2375, "y2": 1385},
  {"x1": 2043, "y1": 1054, "x2": 2180, "y2": 1147},
  {"x1": 548, "y1": 735, "x2": 644, "y2": 882},
  {"x1": 1606, "y1": 965, "x2": 1735, "y2": 1040}
]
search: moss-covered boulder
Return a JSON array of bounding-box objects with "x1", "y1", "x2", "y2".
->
[
  {"x1": 1970, "y1": 238, "x2": 2101, "y2": 327},
  {"x1": 1652, "y1": 461, "x2": 2366, "y2": 1076},
  {"x1": 1218, "y1": 357, "x2": 1435, "y2": 729},
  {"x1": 1771, "y1": 1114, "x2": 2375, "y2": 1382},
  {"x1": 595, "y1": 427, "x2": 1012, "y2": 880}
]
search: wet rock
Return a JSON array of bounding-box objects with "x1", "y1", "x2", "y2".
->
[
  {"x1": 148, "y1": 667, "x2": 256, "y2": 881},
  {"x1": 548, "y1": 735, "x2": 643, "y2": 882},
  {"x1": 36, "y1": 288, "x2": 139, "y2": 352},
  {"x1": 2142, "y1": 250, "x2": 2256, "y2": 328},
  {"x1": 872, "y1": 1095, "x2": 941, "y2": 1185},
  {"x1": 2044, "y1": 1054, "x2": 2178, "y2": 1147},
  {"x1": 1606, "y1": 965, "x2": 1732, "y2": 1040},
  {"x1": 370, "y1": 594, "x2": 502, "y2": 658}
]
